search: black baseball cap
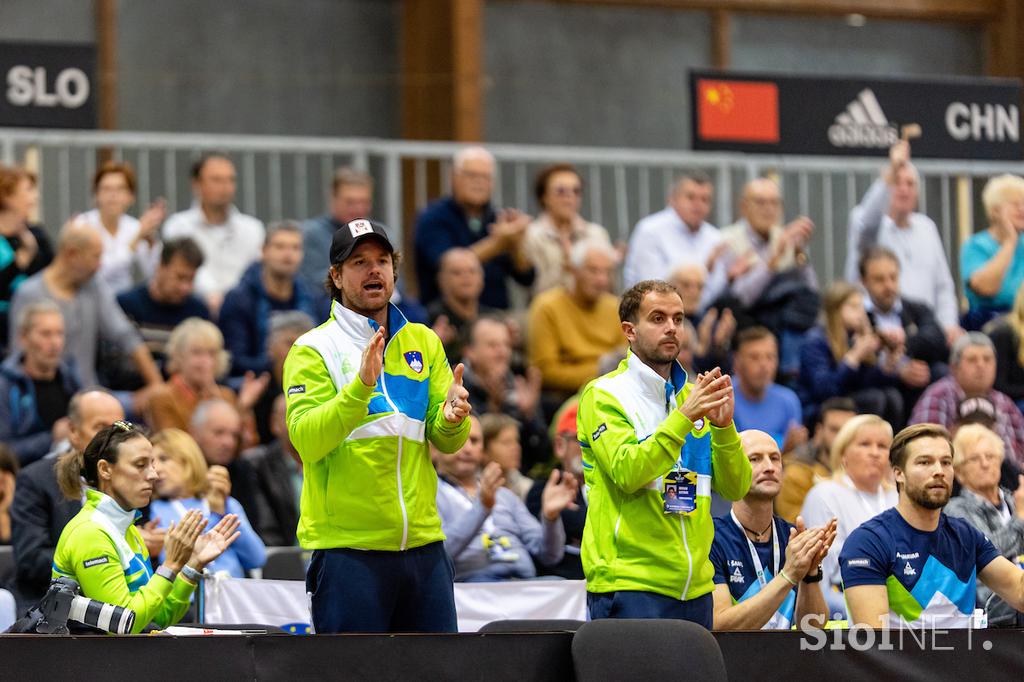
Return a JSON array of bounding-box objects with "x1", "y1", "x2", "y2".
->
[
  {"x1": 329, "y1": 219, "x2": 395, "y2": 265},
  {"x1": 956, "y1": 396, "x2": 997, "y2": 429}
]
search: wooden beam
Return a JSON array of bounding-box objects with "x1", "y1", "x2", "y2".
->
[
  {"x1": 518, "y1": 0, "x2": 1000, "y2": 23},
  {"x1": 95, "y1": 0, "x2": 117, "y2": 130},
  {"x1": 452, "y1": 0, "x2": 484, "y2": 142},
  {"x1": 400, "y1": 0, "x2": 483, "y2": 142},
  {"x1": 710, "y1": 9, "x2": 731, "y2": 70},
  {"x1": 984, "y1": 0, "x2": 1022, "y2": 78}
]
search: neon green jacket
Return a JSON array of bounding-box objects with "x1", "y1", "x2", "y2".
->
[
  {"x1": 52, "y1": 488, "x2": 196, "y2": 633},
  {"x1": 284, "y1": 301, "x2": 470, "y2": 551},
  {"x1": 578, "y1": 353, "x2": 751, "y2": 601}
]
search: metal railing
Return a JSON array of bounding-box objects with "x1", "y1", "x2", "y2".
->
[{"x1": 2, "y1": 127, "x2": 1023, "y2": 287}]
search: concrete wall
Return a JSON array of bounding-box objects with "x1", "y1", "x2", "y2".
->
[
  {"x1": 115, "y1": 0, "x2": 400, "y2": 137},
  {"x1": 0, "y1": 1, "x2": 989, "y2": 146},
  {"x1": 729, "y1": 13, "x2": 983, "y2": 77},
  {"x1": 483, "y1": 1, "x2": 711, "y2": 149},
  {"x1": 0, "y1": 0, "x2": 94, "y2": 43},
  {"x1": 482, "y1": 1, "x2": 985, "y2": 148}
]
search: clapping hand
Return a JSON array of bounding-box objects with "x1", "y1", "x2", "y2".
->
[
  {"x1": 443, "y1": 363, "x2": 471, "y2": 423},
  {"x1": 189, "y1": 514, "x2": 242, "y2": 570},
  {"x1": 359, "y1": 327, "x2": 386, "y2": 387},
  {"x1": 479, "y1": 461, "x2": 505, "y2": 510},
  {"x1": 795, "y1": 515, "x2": 838, "y2": 577},
  {"x1": 541, "y1": 469, "x2": 579, "y2": 522}
]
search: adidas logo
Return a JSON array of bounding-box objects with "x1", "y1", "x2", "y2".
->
[{"x1": 828, "y1": 88, "x2": 899, "y2": 149}]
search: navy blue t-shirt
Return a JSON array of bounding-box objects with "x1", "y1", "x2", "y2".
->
[
  {"x1": 840, "y1": 507, "x2": 1000, "y2": 628},
  {"x1": 710, "y1": 514, "x2": 796, "y2": 628},
  {"x1": 117, "y1": 283, "x2": 210, "y2": 370}
]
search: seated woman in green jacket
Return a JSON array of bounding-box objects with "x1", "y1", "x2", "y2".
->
[{"x1": 51, "y1": 420, "x2": 240, "y2": 633}]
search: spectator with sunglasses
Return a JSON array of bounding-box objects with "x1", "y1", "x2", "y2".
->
[
  {"x1": 524, "y1": 164, "x2": 612, "y2": 297},
  {"x1": 51, "y1": 421, "x2": 241, "y2": 633}
]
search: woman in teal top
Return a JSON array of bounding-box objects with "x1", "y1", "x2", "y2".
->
[
  {"x1": 961, "y1": 173, "x2": 1024, "y2": 329},
  {"x1": 52, "y1": 421, "x2": 241, "y2": 633}
]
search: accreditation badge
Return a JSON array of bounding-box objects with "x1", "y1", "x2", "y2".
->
[{"x1": 662, "y1": 469, "x2": 697, "y2": 515}]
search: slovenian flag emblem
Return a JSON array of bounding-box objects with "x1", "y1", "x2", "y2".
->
[{"x1": 404, "y1": 350, "x2": 424, "y2": 373}]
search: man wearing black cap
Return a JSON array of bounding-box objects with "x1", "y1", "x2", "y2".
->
[{"x1": 283, "y1": 218, "x2": 473, "y2": 634}]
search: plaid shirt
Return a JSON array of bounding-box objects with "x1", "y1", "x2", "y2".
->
[{"x1": 910, "y1": 376, "x2": 1024, "y2": 465}]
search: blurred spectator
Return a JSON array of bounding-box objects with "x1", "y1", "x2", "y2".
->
[
  {"x1": 945, "y1": 424, "x2": 1024, "y2": 627},
  {"x1": 415, "y1": 146, "x2": 534, "y2": 309},
  {"x1": 435, "y1": 414, "x2": 573, "y2": 582},
  {"x1": 10, "y1": 389, "x2": 123, "y2": 608},
  {"x1": 163, "y1": 153, "x2": 265, "y2": 314},
  {"x1": 732, "y1": 327, "x2": 803, "y2": 452},
  {"x1": 669, "y1": 262, "x2": 708, "y2": 327},
  {"x1": 0, "y1": 302, "x2": 81, "y2": 466},
  {"x1": 910, "y1": 332, "x2": 1024, "y2": 465},
  {"x1": 988, "y1": 286, "x2": 1024, "y2": 411},
  {"x1": 669, "y1": 262, "x2": 736, "y2": 373},
  {"x1": 716, "y1": 178, "x2": 819, "y2": 375},
  {"x1": 427, "y1": 248, "x2": 493, "y2": 365},
  {"x1": 526, "y1": 403, "x2": 587, "y2": 579},
  {"x1": 846, "y1": 141, "x2": 960, "y2": 337},
  {"x1": 250, "y1": 311, "x2": 315, "y2": 445},
  {"x1": 961, "y1": 174, "x2": 1024, "y2": 329},
  {"x1": 242, "y1": 394, "x2": 301, "y2": 546},
  {"x1": 146, "y1": 317, "x2": 264, "y2": 450},
  {"x1": 798, "y1": 282, "x2": 903, "y2": 428},
  {"x1": 8, "y1": 221, "x2": 162, "y2": 410},
  {"x1": 150, "y1": 428, "x2": 265, "y2": 578},
  {"x1": 675, "y1": 319, "x2": 698, "y2": 377},
  {"x1": 624, "y1": 170, "x2": 723, "y2": 307},
  {"x1": 188, "y1": 397, "x2": 262, "y2": 531},
  {"x1": 146, "y1": 319, "x2": 264, "y2": 443},
  {"x1": 860, "y1": 246, "x2": 949, "y2": 409},
  {"x1": 0, "y1": 165, "x2": 53, "y2": 353},
  {"x1": 219, "y1": 221, "x2": 319, "y2": 377},
  {"x1": 481, "y1": 413, "x2": 534, "y2": 501},
  {"x1": 801, "y1": 414, "x2": 897, "y2": 618},
  {"x1": 0, "y1": 445, "x2": 17, "y2": 545},
  {"x1": 776, "y1": 397, "x2": 857, "y2": 523},
  {"x1": 461, "y1": 317, "x2": 550, "y2": 472},
  {"x1": 299, "y1": 167, "x2": 373, "y2": 292},
  {"x1": 861, "y1": 246, "x2": 948, "y2": 367},
  {"x1": 527, "y1": 239, "x2": 624, "y2": 398},
  {"x1": 523, "y1": 163, "x2": 611, "y2": 296},
  {"x1": 117, "y1": 237, "x2": 210, "y2": 374},
  {"x1": 79, "y1": 161, "x2": 166, "y2": 294}
]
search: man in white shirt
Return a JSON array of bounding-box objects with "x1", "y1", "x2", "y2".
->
[
  {"x1": 845, "y1": 141, "x2": 962, "y2": 343},
  {"x1": 624, "y1": 171, "x2": 724, "y2": 307},
  {"x1": 163, "y1": 153, "x2": 265, "y2": 314}
]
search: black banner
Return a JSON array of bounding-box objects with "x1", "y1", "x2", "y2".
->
[
  {"x1": 691, "y1": 70, "x2": 1022, "y2": 160},
  {"x1": 0, "y1": 42, "x2": 96, "y2": 129}
]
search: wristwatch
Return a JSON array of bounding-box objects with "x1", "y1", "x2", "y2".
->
[
  {"x1": 155, "y1": 565, "x2": 177, "y2": 583},
  {"x1": 803, "y1": 565, "x2": 824, "y2": 583}
]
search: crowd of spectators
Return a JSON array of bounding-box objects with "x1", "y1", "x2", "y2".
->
[{"x1": 3, "y1": 135, "x2": 1024, "y2": 630}]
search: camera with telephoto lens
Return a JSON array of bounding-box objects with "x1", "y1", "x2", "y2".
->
[{"x1": 35, "y1": 577, "x2": 136, "y2": 634}]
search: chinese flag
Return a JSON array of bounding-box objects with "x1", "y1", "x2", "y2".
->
[{"x1": 697, "y1": 79, "x2": 779, "y2": 144}]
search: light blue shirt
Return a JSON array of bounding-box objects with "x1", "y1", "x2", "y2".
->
[
  {"x1": 150, "y1": 496, "x2": 266, "y2": 578},
  {"x1": 960, "y1": 230, "x2": 1024, "y2": 312},
  {"x1": 733, "y1": 383, "x2": 802, "y2": 447}
]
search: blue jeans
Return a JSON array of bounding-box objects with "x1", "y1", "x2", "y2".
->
[
  {"x1": 306, "y1": 541, "x2": 457, "y2": 634},
  {"x1": 587, "y1": 591, "x2": 713, "y2": 629}
]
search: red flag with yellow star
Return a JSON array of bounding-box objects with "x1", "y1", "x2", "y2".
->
[{"x1": 697, "y1": 79, "x2": 779, "y2": 144}]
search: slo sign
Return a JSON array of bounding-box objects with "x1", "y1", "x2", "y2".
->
[{"x1": 0, "y1": 42, "x2": 96, "y2": 128}]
